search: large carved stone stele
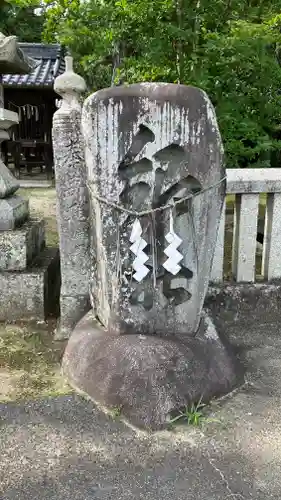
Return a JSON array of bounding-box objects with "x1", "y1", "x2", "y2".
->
[
  {"x1": 84, "y1": 83, "x2": 225, "y2": 337},
  {"x1": 62, "y1": 83, "x2": 243, "y2": 429}
]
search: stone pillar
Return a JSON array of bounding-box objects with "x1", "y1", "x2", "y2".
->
[{"x1": 53, "y1": 56, "x2": 90, "y2": 339}]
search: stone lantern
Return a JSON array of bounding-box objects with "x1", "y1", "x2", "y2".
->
[
  {"x1": 0, "y1": 31, "x2": 60, "y2": 322},
  {"x1": 0, "y1": 31, "x2": 37, "y2": 229}
]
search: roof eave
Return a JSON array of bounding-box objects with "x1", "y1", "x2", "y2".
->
[{"x1": 3, "y1": 84, "x2": 55, "y2": 90}]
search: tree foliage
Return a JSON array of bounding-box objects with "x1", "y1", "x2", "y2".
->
[
  {"x1": 5, "y1": 0, "x2": 281, "y2": 167},
  {"x1": 42, "y1": 0, "x2": 281, "y2": 167},
  {"x1": 0, "y1": 0, "x2": 44, "y2": 42}
]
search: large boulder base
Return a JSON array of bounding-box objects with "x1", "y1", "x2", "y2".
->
[{"x1": 62, "y1": 311, "x2": 243, "y2": 430}]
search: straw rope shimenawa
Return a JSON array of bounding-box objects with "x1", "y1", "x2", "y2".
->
[
  {"x1": 87, "y1": 176, "x2": 226, "y2": 217},
  {"x1": 87, "y1": 175, "x2": 226, "y2": 287}
]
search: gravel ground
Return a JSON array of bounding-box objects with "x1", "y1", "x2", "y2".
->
[
  {"x1": 1, "y1": 317, "x2": 281, "y2": 499},
  {"x1": 0, "y1": 189, "x2": 277, "y2": 499}
]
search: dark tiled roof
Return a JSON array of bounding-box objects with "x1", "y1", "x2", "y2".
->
[{"x1": 3, "y1": 43, "x2": 65, "y2": 88}]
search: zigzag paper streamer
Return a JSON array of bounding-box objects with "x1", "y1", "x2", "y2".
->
[
  {"x1": 163, "y1": 209, "x2": 183, "y2": 275},
  {"x1": 129, "y1": 219, "x2": 149, "y2": 282}
]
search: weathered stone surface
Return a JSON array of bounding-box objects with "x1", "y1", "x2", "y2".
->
[
  {"x1": 0, "y1": 157, "x2": 19, "y2": 199},
  {"x1": 0, "y1": 247, "x2": 60, "y2": 321},
  {"x1": 82, "y1": 83, "x2": 225, "y2": 337},
  {"x1": 0, "y1": 194, "x2": 29, "y2": 230},
  {"x1": 0, "y1": 108, "x2": 19, "y2": 131},
  {"x1": 0, "y1": 129, "x2": 9, "y2": 145},
  {"x1": 0, "y1": 31, "x2": 37, "y2": 74},
  {"x1": 57, "y1": 295, "x2": 91, "y2": 338},
  {"x1": 63, "y1": 309, "x2": 243, "y2": 430},
  {"x1": 53, "y1": 56, "x2": 90, "y2": 339},
  {"x1": 206, "y1": 282, "x2": 281, "y2": 325},
  {"x1": 0, "y1": 218, "x2": 45, "y2": 271}
]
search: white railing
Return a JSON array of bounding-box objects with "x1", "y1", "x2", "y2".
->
[{"x1": 211, "y1": 168, "x2": 281, "y2": 283}]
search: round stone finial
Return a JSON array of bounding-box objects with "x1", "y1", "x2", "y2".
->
[{"x1": 54, "y1": 55, "x2": 86, "y2": 98}]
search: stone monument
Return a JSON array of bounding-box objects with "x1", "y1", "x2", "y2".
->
[
  {"x1": 84, "y1": 84, "x2": 226, "y2": 338},
  {"x1": 53, "y1": 63, "x2": 243, "y2": 429},
  {"x1": 0, "y1": 33, "x2": 60, "y2": 321}
]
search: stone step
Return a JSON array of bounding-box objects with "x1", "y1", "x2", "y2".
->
[
  {"x1": 0, "y1": 194, "x2": 29, "y2": 230},
  {"x1": 0, "y1": 247, "x2": 60, "y2": 322},
  {"x1": 0, "y1": 218, "x2": 45, "y2": 271}
]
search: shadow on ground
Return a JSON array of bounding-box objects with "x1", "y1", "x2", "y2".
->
[{"x1": 0, "y1": 394, "x2": 257, "y2": 500}]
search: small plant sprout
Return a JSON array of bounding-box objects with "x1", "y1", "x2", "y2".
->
[
  {"x1": 169, "y1": 395, "x2": 206, "y2": 427},
  {"x1": 111, "y1": 405, "x2": 122, "y2": 418}
]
